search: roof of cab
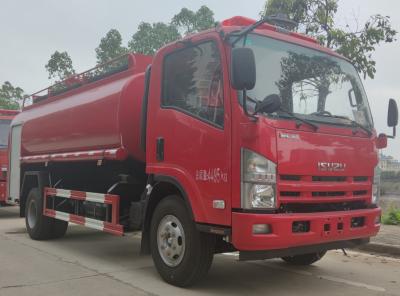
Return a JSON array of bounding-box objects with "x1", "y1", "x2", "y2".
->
[{"x1": 219, "y1": 16, "x2": 344, "y2": 59}]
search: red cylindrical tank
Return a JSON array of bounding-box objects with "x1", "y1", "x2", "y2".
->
[{"x1": 13, "y1": 54, "x2": 152, "y2": 163}]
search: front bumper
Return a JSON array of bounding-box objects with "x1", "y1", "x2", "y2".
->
[{"x1": 232, "y1": 208, "x2": 381, "y2": 251}]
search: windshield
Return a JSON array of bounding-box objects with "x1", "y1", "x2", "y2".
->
[
  {"x1": 237, "y1": 34, "x2": 373, "y2": 128},
  {"x1": 0, "y1": 120, "x2": 12, "y2": 148}
]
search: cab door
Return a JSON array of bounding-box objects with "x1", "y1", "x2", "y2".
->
[{"x1": 146, "y1": 37, "x2": 231, "y2": 226}]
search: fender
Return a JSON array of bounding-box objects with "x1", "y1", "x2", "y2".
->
[
  {"x1": 139, "y1": 174, "x2": 231, "y2": 254},
  {"x1": 19, "y1": 171, "x2": 49, "y2": 217},
  {"x1": 145, "y1": 163, "x2": 209, "y2": 222},
  {"x1": 140, "y1": 174, "x2": 194, "y2": 254},
  {"x1": 151, "y1": 175, "x2": 194, "y2": 219}
]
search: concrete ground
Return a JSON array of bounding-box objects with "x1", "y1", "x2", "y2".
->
[
  {"x1": 373, "y1": 225, "x2": 400, "y2": 246},
  {"x1": 1, "y1": 206, "x2": 400, "y2": 296}
]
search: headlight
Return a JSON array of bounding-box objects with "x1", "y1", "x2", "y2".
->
[
  {"x1": 241, "y1": 149, "x2": 276, "y2": 209},
  {"x1": 372, "y1": 164, "x2": 381, "y2": 204}
]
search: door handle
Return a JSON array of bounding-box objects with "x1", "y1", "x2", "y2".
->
[{"x1": 156, "y1": 137, "x2": 164, "y2": 161}]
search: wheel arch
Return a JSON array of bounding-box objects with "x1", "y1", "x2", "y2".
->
[
  {"x1": 140, "y1": 174, "x2": 194, "y2": 254},
  {"x1": 20, "y1": 171, "x2": 49, "y2": 217}
]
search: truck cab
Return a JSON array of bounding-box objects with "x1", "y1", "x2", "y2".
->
[{"x1": 145, "y1": 16, "x2": 398, "y2": 267}]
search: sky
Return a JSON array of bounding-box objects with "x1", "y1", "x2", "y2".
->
[{"x1": 0, "y1": 0, "x2": 399, "y2": 158}]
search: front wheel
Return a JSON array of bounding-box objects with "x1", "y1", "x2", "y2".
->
[
  {"x1": 150, "y1": 195, "x2": 215, "y2": 287},
  {"x1": 281, "y1": 251, "x2": 327, "y2": 265}
]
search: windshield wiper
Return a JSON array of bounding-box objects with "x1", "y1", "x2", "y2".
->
[
  {"x1": 310, "y1": 112, "x2": 372, "y2": 137},
  {"x1": 278, "y1": 109, "x2": 319, "y2": 131},
  {"x1": 228, "y1": 18, "x2": 270, "y2": 46},
  {"x1": 227, "y1": 15, "x2": 297, "y2": 46},
  {"x1": 245, "y1": 95, "x2": 318, "y2": 131}
]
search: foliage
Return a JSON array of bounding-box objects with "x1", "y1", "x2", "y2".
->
[
  {"x1": 95, "y1": 29, "x2": 128, "y2": 64},
  {"x1": 38, "y1": 5, "x2": 216, "y2": 84},
  {"x1": 261, "y1": 0, "x2": 312, "y2": 31},
  {"x1": 261, "y1": 0, "x2": 397, "y2": 79},
  {"x1": 277, "y1": 52, "x2": 343, "y2": 111},
  {"x1": 45, "y1": 51, "x2": 76, "y2": 81},
  {"x1": 0, "y1": 81, "x2": 24, "y2": 110},
  {"x1": 172, "y1": 5, "x2": 215, "y2": 35},
  {"x1": 128, "y1": 22, "x2": 180, "y2": 55},
  {"x1": 128, "y1": 6, "x2": 216, "y2": 55},
  {"x1": 382, "y1": 207, "x2": 400, "y2": 225}
]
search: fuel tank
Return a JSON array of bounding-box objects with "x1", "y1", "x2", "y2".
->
[{"x1": 13, "y1": 54, "x2": 152, "y2": 162}]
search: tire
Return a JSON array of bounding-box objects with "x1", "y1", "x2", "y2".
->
[
  {"x1": 25, "y1": 188, "x2": 68, "y2": 240},
  {"x1": 282, "y1": 251, "x2": 327, "y2": 265},
  {"x1": 51, "y1": 219, "x2": 69, "y2": 238},
  {"x1": 150, "y1": 195, "x2": 215, "y2": 287}
]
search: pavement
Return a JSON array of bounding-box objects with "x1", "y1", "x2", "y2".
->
[
  {"x1": 1, "y1": 206, "x2": 400, "y2": 296},
  {"x1": 373, "y1": 225, "x2": 400, "y2": 245},
  {"x1": 356, "y1": 195, "x2": 400, "y2": 257},
  {"x1": 357, "y1": 225, "x2": 400, "y2": 257}
]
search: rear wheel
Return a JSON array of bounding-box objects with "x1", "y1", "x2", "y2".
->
[
  {"x1": 150, "y1": 195, "x2": 215, "y2": 287},
  {"x1": 25, "y1": 188, "x2": 68, "y2": 240},
  {"x1": 281, "y1": 251, "x2": 327, "y2": 265}
]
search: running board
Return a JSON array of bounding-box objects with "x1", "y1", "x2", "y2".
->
[{"x1": 43, "y1": 187, "x2": 124, "y2": 236}]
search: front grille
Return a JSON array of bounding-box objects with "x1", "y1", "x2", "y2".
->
[
  {"x1": 280, "y1": 175, "x2": 301, "y2": 181},
  {"x1": 312, "y1": 176, "x2": 346, "y2": 182},
  {"x1": 279, "y1": 201, "x2": 368, "y2": 213},
  {"x1": 353, "y1": 176, "x2": 369, "y2": 182},
  {"x1": 281, "y1": 191, "x2": 301, "y2": 197},
  {"x1": 312, "y1": 191, "x2": 346, "y2": 197},
  {"x1": 279, "y1": 174, "x2": 371, "y2": 200}
]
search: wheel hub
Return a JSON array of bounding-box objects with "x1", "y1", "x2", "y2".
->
[{"x1": 157, "y1": 215, "x2": 185, "y2": 267}]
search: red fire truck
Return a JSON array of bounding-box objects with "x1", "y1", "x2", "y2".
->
[
  {"x1": 0, "y1": 109, "x2": 19, "y2": 205},
  {"x1": 7, "y1": 16, "x2": 399, "y2": 286}
]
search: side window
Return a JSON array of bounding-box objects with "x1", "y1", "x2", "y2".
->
[{"x1": 162, "y1": 41, "x2": 224, "y2": 127}]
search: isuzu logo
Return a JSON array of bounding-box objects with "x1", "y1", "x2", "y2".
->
[
  {"x1": 279, "y1": 132, "x2": 300, "y2": 140},
  {"x1": 318, "y1": 162, "x2": 347, "y2": 172}
]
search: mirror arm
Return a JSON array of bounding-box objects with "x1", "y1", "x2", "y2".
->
[
  {"x1": 387, "y1": 126, "x2": 397, "y2": 139},
  {"x1": 242, "y1": 89, "x2": 258, "y2": 121}
]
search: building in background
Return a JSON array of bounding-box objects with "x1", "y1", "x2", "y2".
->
[{"x1": 379, "y1": 154, "x2": 400, "y2": 172}]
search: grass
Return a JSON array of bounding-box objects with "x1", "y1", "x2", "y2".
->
[{"x1": 382, "y1": 207, "x2": 400, "y2": 225}]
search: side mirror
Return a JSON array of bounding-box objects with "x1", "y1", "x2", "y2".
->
[
  {"x1": 231, "y1": 47, "x2": 256, "y2": 90},
  {"x1": 255, "y1": 94, "x2": 281, "y2": 114},
  {"x1": 387, "y1": 98, "x2": 398, "y2": 138},
  {"x1": 388, "y1": 98, "x2": 398, "y2": 127}
]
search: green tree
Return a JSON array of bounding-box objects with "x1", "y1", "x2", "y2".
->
[
  {"x1": 128, "y1": 22, "x2": 180, "y2": 55},
  {"x1": 172, "y1": 5, "x2": 215, "y2": 35},
  {"x1": 128, "y1": 5, "x2": 215, "y2": 55},
  {"x1": 95, "y1": 29, "x2": 128, "y2": 64},
  {"x1": 261, "y1": 0, "x2": 397, "y2": 78},
  {"x1": 45, "y1": 51, "x2": 75, "y2": 81},
  {"x1": 0, "y1": 81, "x2": 24, "y2": 110}
]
